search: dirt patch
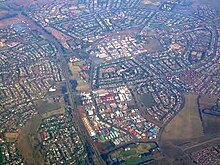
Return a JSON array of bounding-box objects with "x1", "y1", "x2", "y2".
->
[
  {"x1": 42, "y1": 107, "x2": 65, "y2": 118},
  {"x1": 199, "y1": 95, "x2": 220, "y2": 135},
  {"x1": 5, "y1": 132, "x2": 18, "y2": 142},
  {"x1": 0, "y1": 10, "x2": 8, "y2": 17},
  {"x1": 162, "y1": 93, "x2": 203, "y2": 141},
  {"x1": 10, "y1": 0, "x2": 55, "y2": 7},
  {"x1": 68, "y1": 62, "x2": 90, "y2": 92},
  {"x1": 35, "y1": 99, "x2": 62, "y2": 115},
  {"x1": 46, "y1": 27, "x2": 71, "y2": 49},
  {"x1": 0, "y1": 15, "x2": 20, "y2": 27},
  {"x1": 16, "y1": 114, "x2": 45, "y2": 165},
  {"x1": 199, "y1": 95, "x2": 218, "y2": 107},
  {"x1": 142, "y1": 38, "x2": 163, "y2": 53},
  {"x1": 202, "y1": 117, "x2": 220, "y2": 134},
  {"x1": 158, "y1": 142, "x2": 193, "y2": 165}
]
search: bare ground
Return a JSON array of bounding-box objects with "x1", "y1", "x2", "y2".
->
[
  {"x1": 16, "y1": 114, "x2": 45, "y2": 165},
  {"x1": 162, "y1": 93, "x2": 203, "y2": 141}
]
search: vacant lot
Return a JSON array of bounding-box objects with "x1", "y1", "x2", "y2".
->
[
  {"x1": 16, "y1": 114, "x2": 45, "y2": 165},
  {"x1": 35, "y1": 99, "x2": 62, "y2": 115},
  {"x1": 5, "y1": 132, "x2": 18, "y2": 142},
  {"x1": 162, "y1": 93, "x2": 203, "y2": 141},
  {"x1": 142, "y1": 38, "x2": 163, "y2": 53},
  {"x1": 199, "y1": 95, "x2": 218, "y2": 109},
  {"x1": 199, "y1": 95, "x2": 220, "y2": 135},
  {"x1": 0, "y1": 16, "x2": 20, "y2": 27},
  {"x1": 46, "y1": 27, "x2": 71, "y2": 49},
  {"x1": 0, "y1": 10, "x2": 8, "y2": 17},
  {"x1": 42, "y1": 107, "x2": 65, "y2": 118},
  {"x1": 68, "y1": 62, "x2": 90, "y2": 92}
]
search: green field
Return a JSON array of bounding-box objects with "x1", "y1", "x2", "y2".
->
[
  {"x1": 124, "y1": 156, "x2": 153, "y2": 165},
  {"x1": 110, "y1": 143, "x2": 157, "y2": 165},
  {"x1": 139, "y1": 93, "x2": 156, "y2": 107},
  {"x1": 121, "y1": 149, "x2": 136, "y2": 157}
]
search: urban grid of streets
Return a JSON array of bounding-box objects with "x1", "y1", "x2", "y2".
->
[{"x1": 0, "y1": 0, "x2": 220, "y2": 164}]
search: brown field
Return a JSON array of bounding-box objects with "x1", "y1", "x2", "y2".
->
[
  {"x1": 9, "y1": 0, "x2": 55, "y2": 7},
  {"x1": 199, "y1": 95, "x2": 220, "y2": 135},
  {"x1": 142, "y1": 38, "x2": 163, "y2": 53},
  {"x1": 46, "y1": 27, "x2": 71, "y2": 49},
  {"x1": 0, "y1": 10, "x2": 8, "y2": 17},
  {"x1": 0, "y1": 16, "x2": 21, "y2": 27},
  {"x1": 42, "y1": 107, "x2": 65, "y2": 118},
  {"x1": 162, "y1": 93, "x2": 203, "y2": 141},
  {"x1": 202, "y1": 117, "x2": 220, "y2": 135},
  {"x1": 199, "y1": 95, "x2": 218, "y2": 108},
  {"x1": 5, "y1": 132, "x2": 18, "y2": 142},
  {"x1": 16, "y1": 114, "x2": 45, "y2": 165},
  {"x1": 35, "y1": 99, "x2": 63, "y2": 115},
  {"x1": 68, "y1": 62, "x2": 90, "y2": 92}
]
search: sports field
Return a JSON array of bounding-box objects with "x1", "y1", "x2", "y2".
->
[{"x1": 109, "y1": 143, "x2": 157, "y2": 165}]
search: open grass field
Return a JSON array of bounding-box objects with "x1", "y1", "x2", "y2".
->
[
  {"x1": 16, "y1": 114, "x2": 45, "y2": 165},
  {"x1": 68, "y1": 62, "x2": 90, "y2": 92},
  {"x1": 46, "y1": 27, "x2": 71, "y2": 49},
  {"x1": 35, "y1": 99, "x2": 62, "y2": 115},
  {"x1": 42, "y1": 107, "x2": 65, "y2": 118},
  {"x1": 138, "y1": 93, "x2": 156, "y2": 107},
  {"x1": 199, "y1": 95, "x2": 218, "y2": 109},
  {"x1": 36, "y1": 98, "x2": 66, "y2": 118},
  {"x1": 109, "y1": 143, "x2": 157, "y2": 165},
  {"x1": 162, "y1": 93, "x2": 203, "y2": 141},
  {"x1": 0, "y1": 15, "x2": 20, "y2": 27},
  {"x1": 142, "y1": 38, "x2": 163, "y2": 53}
]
